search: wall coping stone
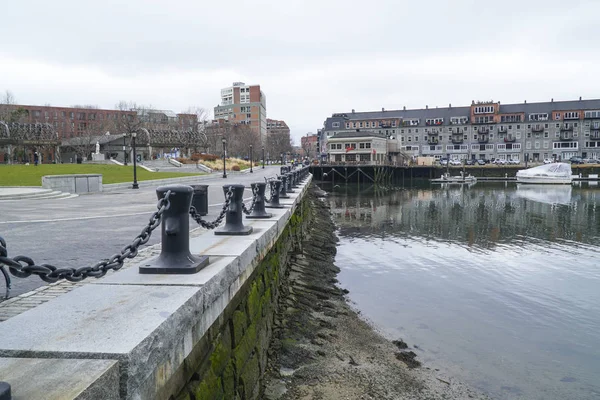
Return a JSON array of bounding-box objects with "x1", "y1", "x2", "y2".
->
[{"x1": 0, "y1": 357, "x2": 119, "y2": 400}]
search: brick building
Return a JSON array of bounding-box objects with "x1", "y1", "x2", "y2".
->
[
  {"x1": 0, "y1": 104, "x2": 198, "y2": 163},
  {"x1": 213, "y1": 82, "x2": 267, "y2": 143},
  {"x1": 300, "y1": 133, "x2": 318, "y2": 158}
]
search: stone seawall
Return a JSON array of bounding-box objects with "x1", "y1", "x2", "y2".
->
[{"x1": 174, "y1": 195, "x2": 310, "y2": 400}]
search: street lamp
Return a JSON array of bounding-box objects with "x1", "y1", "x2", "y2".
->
[
  {"x1": 131, "y1": 131, "x2": 139, "y2": 189},
  {"x1": 262, "y1": 146, "x2": 265, "y2": 169},
  {"x1": 123, "y1": 135, "x2": 128, "y2": 165},
  {"x1": 222, "y1": 138, "x2": 227, "y2": 179},
  {"x1": 249, "y1": 145, "x2": 253, "y2": 173}
]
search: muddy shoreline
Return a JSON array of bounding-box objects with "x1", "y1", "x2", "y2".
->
[{"x1": 263, "y1": 188, "x2": 490, "y2": 400}]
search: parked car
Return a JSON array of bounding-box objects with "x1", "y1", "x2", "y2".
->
[
  {"x1": 569, "y1": 156, "x2": 584, "y2": 164},
  {"x1": 439, "y1": 158, "x2": 448, "y2": 166},
  {"x1": 508, "y1": 159, "x2": 520, "y2": 165},
  {"x1": 476, "y1": 159, "x2": 486, "y2": 166},
  {"x1": 494, "y1": 159, "x2": 507, "y2": 165},
  {"x1": 449, "y1": 159, "x2": 462, "y2": 166},
  {"x1": 465, "y1": 159, "x2": 476, "y2": 166},
  {"x1": 543, "y1": 158, "x2": 554, "y2": 164}
]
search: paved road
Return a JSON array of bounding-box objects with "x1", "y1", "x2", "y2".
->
[{"x1": 0, "y1": 166, "x2": 283, "y2": 299}]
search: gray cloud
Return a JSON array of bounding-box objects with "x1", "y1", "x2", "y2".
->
[{"x1": 1, "y1": 0, "x2": 599, "y2": 141}]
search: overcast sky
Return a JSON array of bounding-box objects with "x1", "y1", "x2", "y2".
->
[{"x1": 1, "y1": 0, "x2": 599, "y2": 143}]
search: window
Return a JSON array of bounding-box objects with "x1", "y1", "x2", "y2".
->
[
  {"x1": 450, "y1": 116, "x2": 469, "y2": 125},
  {"x1": 345, "y1": 123, "x2": 350, "y2": 129},
  {"x1": 473, "y1": 134, "x2": 478, "y2": 140},
  {"x1": 526, "y1": 142, "x2": 532, "y2": 149},
  {"x1": 33, "y1": 110, "x2": 41, "y2": 117},
  {"x1": 332, "y1": 122, "x2": 340, "y2": 128},
  {"x1": 371, "y1": 121, "x2": 376, "y2": 127},
  {"x1": 407, "y1": 136, "x2": 412, "y2": 142},
  {"x1": 553, "y1": 142, "x2": 578, "y2": 149},
  {"x1": 463, "y1": 135, "x2": 468, "y2": 140},
  {"x1": 359, "y1": 143, "x2": 365, "y2": 149},
  {"x1": 475, "y1": 116, "x2": 494, "y2": 124},
  {"x1": 554, "y1": 113, "x2": 561, "y2": 120},
  {"x1": 584, "y1": 110, "x2": 600, "y2": 119},
  {"x1": 529, "y1": 113, "x2": 549, "y2": 121},
  {"x1": 365, "y1": 143, "x2": 371, "y2": 149},
  {"x1": 543, "y1": 141, "x2": 549, "y2": 149},
  {"x1": 516, "y1": 132, "x2": 521, "y2": 139},
  {"x1": 555, "y1": 132, "x2": 560, "y2": 138},
  {"x1": 359, "y1": 122, "x2": 363, "y2": 128},
  {"x1": 527, "y1": 132, "x2": 532, "y2": 138},
  {"x1": 556, "y1": 123, "x2": 560, "y2": 128},
  {"x1": 352, "y1": 122, "x2": 357, "y2": 128},
  {"x1": 535, "y1": 142, "x2": 540, "y2": 149},
  {"x1": 544, "y1": 132, "x2": 549, "y2": 138},
  {"x1": 425, "y1": 118, "x2": 444, "y2": 126},
  {"x1": 415, "y1": 136, "x2": 419, "y2": 141},
  {"x1": 564, "y1": 112, "x2": 580, "y2": 120},
  {"x1": 474, "y1": 105, "x2": 494, "y2": 114}
]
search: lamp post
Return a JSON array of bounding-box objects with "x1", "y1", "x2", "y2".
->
[
  {"x1": 262, "y1": 146, "x2": 265, "y2": 169},
  {"x1": 222, "y1": 138, "x2": 227, "y2": 179},
  {"x1": 131, "y1": 131, "x2": 139, "y2": 189},
  {"x1": 250, "y1": 145, "x2": 253, "y2": 173},
  {"x1": 123, "y1": 135, "x2": 128, "y2": 165}
]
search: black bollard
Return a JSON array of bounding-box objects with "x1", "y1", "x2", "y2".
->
[
  {"x1": 215, "y1": 184, "x2": 253, "y2": 235},
  {"x1": 246, "y1": 182, "x2": 273, "y2": 219},
  {"x1": 190, "y1": 184, "x2": 209, "y2": 216},
  {"x1": 285, "y1": 173, "x2": 295, "y2": 193},
  {"x1": 279, "y1": 174, "x2": 290, "y2": 198},
  {"x1": 140, "y1": 185, "x2": 209, "y2": 274},
  {"x1": 265, "y1": 180, "x2": 285, "y2": 209},
  {"x1": 292, "y1": 170, "x2": 299, "y2": 187},
  {"x1": 0, "y1": 382, "x2": 10, "y2": 400}
]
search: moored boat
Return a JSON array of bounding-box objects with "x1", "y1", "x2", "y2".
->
[
  {"x1": 431, "y1": 172, "x2": 477, "y2": 184},
  {"x1": 516, "y1": 163, "x2": 572, "y2": 184}
]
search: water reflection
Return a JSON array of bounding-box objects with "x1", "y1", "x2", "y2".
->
[
  {"x1": 326, "y1": 182, "x2": 600, "y2": 400},
  {"x1": 325, "y1": 182, "x2": 600, "y2": 249}
]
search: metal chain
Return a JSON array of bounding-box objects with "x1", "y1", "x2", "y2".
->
[
  {"x1": 241, "y1": 185, "x2": 259, "y2": 215},
  {"x1": 190, "y1": 187, "x2": 233, "y2": 229},
  {"x1": 264, "y1": 179, "x2": 276, "y2": 203},
  {"x1": 0, "y1": 190, "x2": 174, "y2": 283}
]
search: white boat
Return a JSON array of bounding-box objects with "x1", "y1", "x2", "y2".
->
[
  {"x1": 516, "y1": 163, "x2": 572, "y2": 184},
  {"x1": 431, "y1": 172, "x2": 477, "y2": 184},
  {"x1": 516, "y1": 185, "x2": 572, "y2": 205}
]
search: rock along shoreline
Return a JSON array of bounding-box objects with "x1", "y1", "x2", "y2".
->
[{"x1": 263, "y1": 186, "x2": 490, "y2": 400}]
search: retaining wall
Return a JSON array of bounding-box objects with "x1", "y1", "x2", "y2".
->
[
  {"x1": 0, "y1": 174, "x2": 312, "y2": 400},
  {"x1": 42, "y1": 173, "x2": 103, "y2": 193}
]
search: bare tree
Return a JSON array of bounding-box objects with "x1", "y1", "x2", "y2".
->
[
  {"x1": 266, "y1": 130, "x2": 293, "y2": 161},
  {"x1": 0, "y1": 90, "x2": 29, "y2": 123}
]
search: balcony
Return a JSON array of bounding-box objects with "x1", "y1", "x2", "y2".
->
[
  {"x1": 504, "y1": 136, "x2": 516, "y2": 143},
  {"x1": 498, "y1": 127, "x2": 508, "y2": 133},
  {"x1": 560, "y1": 124, "x2": 574, "y2": 131},
  {"x1": 531, "y1": 125, "x2": 544, "y2": 132},
  {"x1": 427, "y1": 128, "x2": 440, "y2": 135},
  {"x1": 451, "y1": 137, "x2": 464, "y2": 144},
  {"x1": 477, "y1": 135, "x2": 489, "y2": 144},
  {"x1": 427, "y1": 138, "x2": 439, "y2": 145},
  {"x1": 560, "y1": 132, "x2": 574, "y2": 140},
  {"x1": 590, "y1": 132, "x2": 600, "y2": 140},
  {"x1": 450, "y1": 128, "x2": 463, "y2": 134},
  {"x1": 477, "y1": 126, "x2": 490, "y2": 134}
]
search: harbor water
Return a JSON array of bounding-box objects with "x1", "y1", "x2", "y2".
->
[{"x1": 324, "y1": 181, "x2": 600, "y2": 400}]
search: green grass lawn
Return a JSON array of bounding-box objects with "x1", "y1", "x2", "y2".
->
[{"x1": 0, "y1": 164, "x2": 203, "y2": 186}]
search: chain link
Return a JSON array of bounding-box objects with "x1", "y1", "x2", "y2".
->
[
  {"x1": 190, "y1": 186, "x2": 233, "y2": 229},
  {"x1": 0, "y1": 190, "x2": 173, "y2": 283},
  {"x1": 241, "y1": 185, "x2": 259, "y2": 215}
]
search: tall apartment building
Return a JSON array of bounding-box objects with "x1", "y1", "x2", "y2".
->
[
  {"x1": 213, "y1": 82, "x2": 267, "y2": 143},
  {"x1": 321, "y1": 98, "x2": 600, "y2": 162}
]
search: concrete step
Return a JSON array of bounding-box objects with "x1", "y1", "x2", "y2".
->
[{"x1": 0, "y1": 190, "x2": 78, "y2": 200}]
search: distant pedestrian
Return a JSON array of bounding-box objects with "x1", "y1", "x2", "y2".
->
[{"x1": 33, "y1": 151, "x2": 39, "y2": 166}]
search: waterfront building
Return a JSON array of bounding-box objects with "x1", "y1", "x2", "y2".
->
[
  {"x1": 213, "y1": 82, "x2": 267, "y2": 143},
  {"x1": 321, "y1": 98, "x2": 600, "y2": 163}
]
